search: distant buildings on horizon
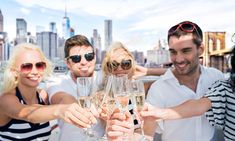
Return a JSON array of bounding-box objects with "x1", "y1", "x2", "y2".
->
[
  {"x1": 0, "y1": 7, "x2": 172, "y2": 68},
  {"x1": 2, "y1": 7, "x2": 232, "y2": 73}
]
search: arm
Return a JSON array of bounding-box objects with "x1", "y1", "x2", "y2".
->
[
  {"x1": 133, "y1": 65, "x2": 167, "y2": 79},
  {"x1": 141, "y1": 98, "x2": 212, "y2": 120},
  {"x1": 0, "y1": 94, "x2": 95, "y2": 128}
]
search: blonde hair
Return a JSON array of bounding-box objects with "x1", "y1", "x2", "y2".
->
[
  {"x1": 101, "y1": 42, "x2": 135, "y2": 78},
  {"x1": 1, "y1": 43, "x2": 52, "y2": 93}
]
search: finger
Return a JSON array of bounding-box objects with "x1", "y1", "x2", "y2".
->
[
  {"x1": 64, "y1": 110, "x2": 91, "y2": 128},
  {"x1": 111, "y1": 112, "x2": 126, "y2": 120},
  {"x1": 90, "y1": 104, "x2": 99, "y2": 118},
  {"x1": 107, "y1": 131, "x2": 123, "y2": 137},
  {"x1": 74, "y1": 104, "x2": 97, "y2": 124},
  {"x1": 110, "y1": 120, "x2": 133, "y2": 129},
  {"x1": 110, "y1": 124, "x2": 132, "y2": 133}
]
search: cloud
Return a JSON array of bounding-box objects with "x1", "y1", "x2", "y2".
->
[
  {"x1": 20, "y1": 7, "x2": 30, "y2": 15},
  {"x1": 7, "y1": 0, "x2": 235, "y2": 52}
]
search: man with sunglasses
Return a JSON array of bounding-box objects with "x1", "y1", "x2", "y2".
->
[
  {"x1": 141, "y1": 21, "x2": 224, "y2": 141},
  {"x1": 46, "y1": 35, "x2": 105, "y2": 141}
]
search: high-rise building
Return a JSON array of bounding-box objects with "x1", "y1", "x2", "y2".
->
[
  {"x1": 91, "y1": 29, "x2": 102, "y2": 63},
  {"x1": 50, "y1": 22, "x2": 57, "y2": 33},
  {"x1": 0, "y1": 9, "x2": 3, "y2": 32},
  {"x1": 36, "y1": 31, "x2": 57, "y2": 60},
  {"x1": 131, "y1": 50, "x2": 145, "y2": 65},
  {"x1": 69, "y1": 27, "x2": 75, "y2": 37},
  {"x1": 145, "y1": 39, "x2": 170, "y2": 67},
  {"x1": 15, "y1": 18, "x2": 27, "y2": 44},
  {"x1": 16, "y1": 18, "x2": 27, "y2": 37},
  {"x1": 104, "y1": 19, "x2": 112, "y2": 50},
  {"x1": 62, "y1": 5, "x2": 71, "y2": 39}
]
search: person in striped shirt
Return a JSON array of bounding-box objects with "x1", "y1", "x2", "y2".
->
[
  {"x1": 0, "y1": 43, "x2": 96, "y2": 141},
  {"x1": 141, "y1": 48, "x2": 235, "y2": 140}
]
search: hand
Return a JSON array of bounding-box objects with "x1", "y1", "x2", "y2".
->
[
  {"x1": 106, "y1": 109, "x2": 134, "y2": 141},
  {"x1": 140, "y1": 103, "x2": 165, "y2": 121},
  {"x1": 58, "y1": 103, "x2": 97, "y2": 128},
  {"x1": 132, "y1": 65, "x2": 148, "y2": 79}
]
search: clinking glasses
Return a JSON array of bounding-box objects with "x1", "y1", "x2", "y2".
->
[
  {"x1": 20, "y1": 62, "x2": 46, "y2": 73},
  {"x1": 168, "y1": 21, "x2": 202, "y2": 39},
  {"x1": 67, "y1": 52, "x2": 95, "y2": 63},
  {"x1": 107, "y1": 59, "x2": 132, "y2": 71}
]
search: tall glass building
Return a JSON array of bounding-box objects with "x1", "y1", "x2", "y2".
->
[{"x1": 104, "y1": 19, "x2": 112, "y2": 50}]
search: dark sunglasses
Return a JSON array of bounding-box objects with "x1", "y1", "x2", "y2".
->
[
  {"x1": 168, "y1": 21, "x2": 202, "y2": 39},
  {"x1": 67, "y1": 52, "x2": 95, "y2": 63},
  {"x1": 107, "y1": 59, "x2": 132, "y2": 71},
  {"x1": 20, "y1": 62, "x2": 46, "y2": 73}
]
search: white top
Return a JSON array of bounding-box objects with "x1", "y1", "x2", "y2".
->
[
  {"x1": 147, "y1": 66, "x2": 224, "y2": 141},
  {"x1": 46, "y1": 71, "x2": 105, "y2": 141}
]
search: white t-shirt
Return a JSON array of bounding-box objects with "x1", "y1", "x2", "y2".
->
[
  {"x1": 147, "y1": 66, "x2": 224, "y2": 141},
  {"x1": 46, "y1": 71, "x2": 105, "y2": 141}
]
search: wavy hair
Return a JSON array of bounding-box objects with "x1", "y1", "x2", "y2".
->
[
  {"x1": 101, "y1": 42, "x2": 135, "y2": 78},
  {"x1": 1, "y1": 43, "x2": 52, "y2": 94}
]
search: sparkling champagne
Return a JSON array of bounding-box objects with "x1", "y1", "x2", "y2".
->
[
  {"x1": 135, "y1": 93, "x2": 145, "y2": 110},
  {"x1": 117, "y1": 94, "x2": 129, "y2": 111},
  {"x1": 79, "y1": 96, "x2": 91, "y2": 108}
]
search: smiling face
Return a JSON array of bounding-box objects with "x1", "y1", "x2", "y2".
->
[
  {"x1": 107, "y1": 48, "x2": 134, "y2": 78},
  {"x1": 169, "y1": 34, "x2": 204, "y2": 76},
  {"x1": 66, "y1": 45, "x2": 96, "y2": 78},
  {"x1": 15, "y1": 50, "x2": 46, "y2": 88}
]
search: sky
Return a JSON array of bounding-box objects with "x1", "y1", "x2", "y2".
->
[{"x1": 1, "y1": 0, "x2": 235, "y2": 54}]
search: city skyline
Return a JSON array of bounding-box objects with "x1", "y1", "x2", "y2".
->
[{"x1": 1, "y1": 0, "x2": 235, "y2": 54}]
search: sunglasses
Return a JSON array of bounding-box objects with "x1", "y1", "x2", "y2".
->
[
  {"x1": 107, "y1": 59, "x2": 132, "y2": 71},
  {"x1": 67, "y1": 52, "x2": 95, "y2": 63},
  {"x1": 168, "y1": 21, "x2": 202, "y2": 39},
  {"x1": 20, "y1": 62, "x2": 46, "y2": 73}
]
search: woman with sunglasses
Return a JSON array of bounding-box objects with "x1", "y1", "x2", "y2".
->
[
  {"x1": 0, "y1": 43, "x2": 96, "y2": 141},
  {"x1": 101, "y1": 42, "x2": 156, "y2": 140}
]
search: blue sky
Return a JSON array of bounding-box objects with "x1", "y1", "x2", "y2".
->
[{"x1": 1, "y1": 0, "x2": 235, "y2": 54}]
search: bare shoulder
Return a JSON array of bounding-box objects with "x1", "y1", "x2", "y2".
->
[
  {"x1": 0, "y1": 91, "x2": 17, "y2": 104},
  {"x1": 0, "y1": 90, "x2": 18, "y2": 114}
]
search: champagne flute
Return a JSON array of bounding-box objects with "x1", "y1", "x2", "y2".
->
[
  {"x1": 112, "y1": 75, "x2": 130, "y2": 114},
  {"x1": 130, "y1": 79, "x2": 147, "y2": 141},
  {"x1": 77, "y1": 77, "x2": 96, "y2": 138},
  {"x1": 112, "y1": 75, "x2": 130, "y2": 141}
]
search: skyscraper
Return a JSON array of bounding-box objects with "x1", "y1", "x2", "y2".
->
[
  {"x1": 36, "y1": 32, "x2": 57, "y2": 60},
  {"x1": 50, "y1": 22, "x2": 57, "y2": 33},
  {"x1": 16, "y1": 18, "x2": 27, "y2": 37},
  {"x1": 62, "y1": 5, "x2": 71, "y2": 39},
  {"x1": 15, "y1": 18, "x2": 27, "y2": 44},
  {"x1": 104, "y1": 19, "x2": 112, "y2": 50},
  {"x1": 0, "y1": 9, "x2": 3, "y2": 32},
  {"x1": 91, "y1": 29, "x2": 102, "y2": 63}
]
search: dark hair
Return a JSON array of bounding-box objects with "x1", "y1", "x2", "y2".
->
[
  {"x1": 230, "y1": 46, "x2": 235, "y2": 86},
  {"x1": 64, "y1": 35, "x2": 93, "y2": 58},
  {"x1": 167, "y1": 21, "x2": 203, "y2": 47}
]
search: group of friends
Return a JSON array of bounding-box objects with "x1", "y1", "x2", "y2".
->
[{"x1": 0, "y1": 20, "x2": 234, "y2": 141}]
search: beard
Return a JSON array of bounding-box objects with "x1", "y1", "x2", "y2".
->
[{"x1": 173, "y1": 60, "x2": 199, "y2": 76}]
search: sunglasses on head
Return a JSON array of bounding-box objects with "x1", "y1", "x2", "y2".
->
[
  {"x1": 107, "y1": 59, "x2": 132, "y2": 71},
  {"x1": 168, "y1": 21, "x2": 202, "y2": 39},
  {"x1": 67, "y1": 52, "x2": 95, "y2": 63},
  {"x1": 20, "y1": 61, "x2": 46, "y2": 73}
]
